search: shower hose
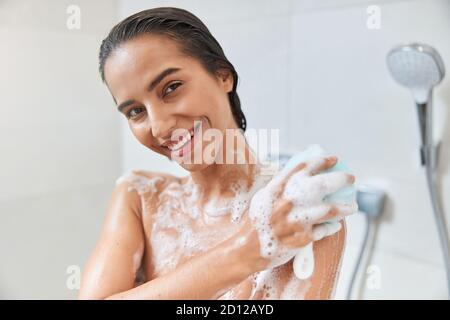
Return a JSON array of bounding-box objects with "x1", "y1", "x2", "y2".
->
[
  {"x1": 346, "y1": 156, "x2": 450, "y2": 299},
  {"x1": 425, "y1": 161, "x2": 450, "y2": 298}
]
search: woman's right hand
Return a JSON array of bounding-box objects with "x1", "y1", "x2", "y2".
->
[{"x1": 240, "y1": 155, "x2": 357, "y2": 272}]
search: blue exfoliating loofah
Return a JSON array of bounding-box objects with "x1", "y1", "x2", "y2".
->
[{"x1": 282, "y1": 144, "x2": 356, "y2": 204}]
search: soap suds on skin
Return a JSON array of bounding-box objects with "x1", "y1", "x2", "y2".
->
[
  {"x1": 221, "y1": 290, "x2": 236, "y2": 300},
  {"x1": 280, "y1": 274, "x2": 312, "y2": 300},
  {"x1": 312, "y1": 220, "x2": 343, "y2": 241},
  {"x1": 120, "y1": 168, "x2": 272, "y2": 278},
  {"x1": 248, "y1": 145, "x2": 357, "y2": 280},
  {"x1": 249, "y1": 269, "x2": 281, "y2": 299},
  {"x1": 114, "y1": 145, "x2": 354, "y2": 298},
  {"x1": 116, "y1": 170, "x2": 165, "y2": 196},
  {"x1": 248, "y1": 157, "x2": 336, "y2": 270}
]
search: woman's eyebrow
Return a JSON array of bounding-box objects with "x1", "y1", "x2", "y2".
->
[
  {"x1": 117, "y1": 67, "x2": 181, "y2": 112},
  {"x1": 148, "y1": 67, "x2": 181, "y2": 92},
  {"x1": 117, "y1": 99, "x2": 135, "y2": 113}
]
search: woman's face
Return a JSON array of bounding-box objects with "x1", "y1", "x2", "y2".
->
[{"x1": 104, "y1": 34, "x2": 237, "y2": 171}]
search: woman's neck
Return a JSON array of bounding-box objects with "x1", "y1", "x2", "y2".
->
[{"x1": 189, "y1": 135, "x2": 262, "y2": 202}]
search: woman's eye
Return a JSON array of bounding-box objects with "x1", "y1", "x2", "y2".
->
[
  {"x1": 164, "y1": 81, "x2": 182, "y2": 97},
  {"x1": 127, "y1": 107, "x2": 145, "y2": 119}
]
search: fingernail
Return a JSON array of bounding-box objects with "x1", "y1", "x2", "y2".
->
[{"x1": 348, "y1": 174, "x2": 355, "y2": 183}]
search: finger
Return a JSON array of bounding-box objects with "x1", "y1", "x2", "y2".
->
[
  {"x1": 271, "y1": 156, "x2": 337, "y2": 200},
  {"x1": 306, "y1": 155, "x2": 338, "y2": 175},
  {"x1": 272, "y1": 202, "x2": 298, "y2": 237},
  {"x1": 275, "y1": 156, "x2": 337, "y2": 199},
  {"x1": 280, "y1": 230, "x2": 313, "y2": 248},
  {"x1": 314, "y1": 202, "x2": 358, "y2": 224},
  {"x1": 274, "y1": 221, "x2": 303, "y2": 238},
  {"x1": 270, "y1": 161, "x2": 308, "y2": 196},
  {"x1": 286, "y1": 202, "x2": 357, "y2": 226},
  {"x1": 310, "y1": 171, "x2": 355, "y2": 196},
  {"x1": 312, "y1": 221, "x2": 342, "y2": 241},
  {"x1": 284, "y1": 155, "x2": 337, "y2": 180},
  {"x1": 266, "y1": 158, "x2": 306, "y2": 190},
  {"x1": 270, "y1": 199, "x2": 294, "y2": 223},
  {"x1": 272, "y1": 155, "x2": 332, "y2": 190},
  {"x1": 271, "y1": 201, "x2": 297, "y2": 237},
  {"x1": 287, "y1": 205, "x2": 330, "y2": 225}
]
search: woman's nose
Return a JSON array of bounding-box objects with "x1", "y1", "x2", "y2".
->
[{"x1": 147, "y1": 105, "x2": 176, "y2": 139}]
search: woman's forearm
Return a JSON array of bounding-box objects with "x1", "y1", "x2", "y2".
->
[
  {"x1": 303, "y1": 220, "x2": 347, "y2": 299},
  {"x1": 106, "y1": 220, "x2": 266, "y2": 300}
]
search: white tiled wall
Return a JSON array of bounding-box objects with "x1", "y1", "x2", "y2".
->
[
  {"x1": 119, "y1": 0, "x2": 450, "y2": 299},
  {"x1": 0, "y1": 0, "x2": 120, "y2": 298},
  {"x1": 287, "y1": 0, "x2": 450, "y2": 299}
]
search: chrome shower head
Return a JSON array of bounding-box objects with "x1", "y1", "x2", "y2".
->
[
  {"x1": 387, "y1": 43, "x2": 445, "y2": 104},
  {"x1": 386, "y1": 43, "x2": 446, "y2": 166}
]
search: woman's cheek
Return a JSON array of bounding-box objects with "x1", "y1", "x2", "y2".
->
[{"x1": 130, "y1": 126, "x2": 152, "y2": 149}]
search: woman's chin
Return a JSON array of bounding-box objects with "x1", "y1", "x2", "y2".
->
[
  {"x1": 169, "y1": 137, "x2": 222, "y2": 172},
  {"x1": 175, "y1": 152, "x2": 219, "y2": 172},
  {"x1": 178, "y1": 162, "x2": 211, "y2": 172}
]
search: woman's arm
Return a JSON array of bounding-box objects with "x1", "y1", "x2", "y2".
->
[
  {"x1": 78, "y1": 179, "x2": 146, "y2": 299},
  {"x1": 299, "y1": 219, "x2": 347, "y2": 299},
  {"x1": 107, "y1": 225, "x2": 263, "y2": 300},
  {"x1": 244, "y1": 220, "x2": 347, "y2": 300},
  {"x1": 78, "y1": 180, "x2": 266, "y2": 300}
]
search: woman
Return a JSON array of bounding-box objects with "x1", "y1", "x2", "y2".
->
[{"x1": 78, "y1": 7, "x2": 356, "y2": 300}]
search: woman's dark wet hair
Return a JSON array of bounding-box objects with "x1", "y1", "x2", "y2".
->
[{"x1": 99, "y1": 7, "x2": 247, "y2": 131}]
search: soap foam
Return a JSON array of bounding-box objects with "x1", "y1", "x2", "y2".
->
[
  {"x1": 250, "y1": 268, "x2": 281, "y2": 299},
  {"x1": 114, "y1": 166, "x2": 276, "y2": 278},
  {"x1": 220, "y1": 288, "x2": 237, "y2": 300},
  {"x1": 249, "y1": 267, "x2": 313, "y2": 299},
  {"x1": 280, "y1": 274, "x2": 312, "y2": 300},
  {"x1": 249, "y1": 145, "x2": 357, "y2": 281},
  {"x1": 150, "y1": 230, "x2": 180, "y2": 275},
  {"x1": 203, "y1": 173, "x2": 273, "y2": 224},
  {"x1": 115, "y1": 170, "x2": 165, "y2": 196},
  {"x1": 149, "y1": 173, "x2": 270, "y2": 276},
  {"x1": 248, "y1": 158, "x2": 328, "y2": 269},
  {"x1": 116, "y1": 160, "x2": 348, "y2": 296},
  {"x1": 283, "y1": 145, "x2": 356, "y2": 280},
  {"x1": 312, "y1": 220, "x2": 342, "y2": 241}
]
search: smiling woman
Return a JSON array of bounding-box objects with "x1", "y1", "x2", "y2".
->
[{"x1": 77, "y1": 6, "x2": 354, "y2": 300}]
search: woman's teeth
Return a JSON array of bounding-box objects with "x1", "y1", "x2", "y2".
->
[{"x1": 167, "y1": 130, "x2": 193, "y2": 151}]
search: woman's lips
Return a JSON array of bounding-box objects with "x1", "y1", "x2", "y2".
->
[
  {"x1": 167, "y1": 129, "x2": 192, "y2": 151},
  {"x1": 165, "y1": 120, "x2": 202, "y2": 158},
  {"x1": 178, "y1": 120, "x2": 202, "y2": 157}
]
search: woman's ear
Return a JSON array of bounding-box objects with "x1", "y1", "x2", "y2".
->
[{"x1": 217, "y1": 69, "x2": 234, "y2": 93}]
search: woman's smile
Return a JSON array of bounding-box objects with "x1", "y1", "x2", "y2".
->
[{"x1": 164, "y1": 120, "x2": 203, "y2": 158}]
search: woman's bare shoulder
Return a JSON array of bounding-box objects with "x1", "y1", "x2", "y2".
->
[
  {"x1": 115, "y1": 169, "x2": 182, "y2": 196},
  {"x1": 112, "y1": 170, "x2": 186, "y2": 223}
]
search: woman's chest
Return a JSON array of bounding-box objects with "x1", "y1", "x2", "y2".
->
[
  {"x1": 135, "y1": 174, "x2": 307, "y2": 299},
  {"x1": 141, "y1": 181, "x2": 250, "y2": 278}
]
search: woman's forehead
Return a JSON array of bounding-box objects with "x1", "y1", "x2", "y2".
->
[
  {"x1": 104, "y1": 34, "x2": 185, "y2": 79},
  {"x1": 103, "y1": 34, "x2": 207, "y2": 102}
]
